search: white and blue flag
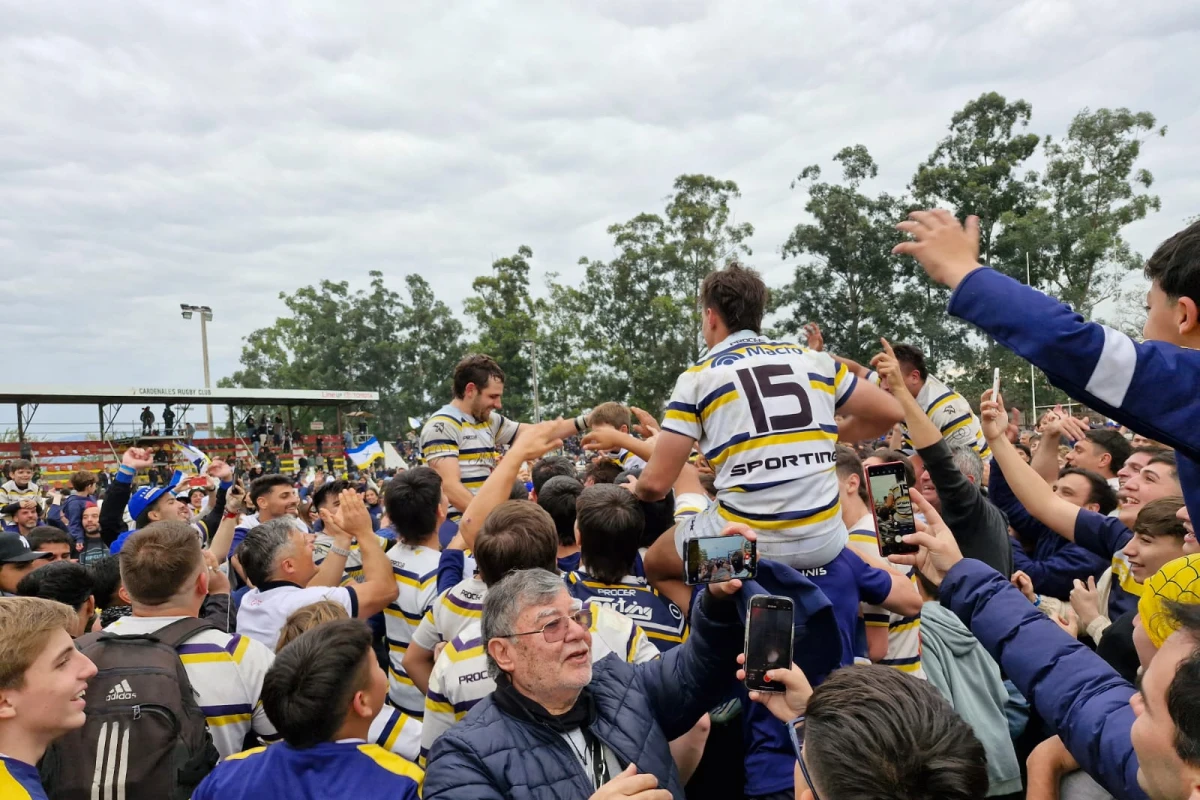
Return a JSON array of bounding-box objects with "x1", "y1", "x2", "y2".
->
[
  {"x1": 347, "y1": 436, "x2": 385, "y2": 468},
  {"x1": 177, "y1": 442, "x2": 211, "y2": 472}
]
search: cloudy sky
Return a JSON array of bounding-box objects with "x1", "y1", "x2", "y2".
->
[{"x1": 3, "y1": 0, "x2": 1198, "y2": 437}]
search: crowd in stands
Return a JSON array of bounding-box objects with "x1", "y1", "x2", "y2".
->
[{"x1": 2, "y1": 211, "x2": 1200, "y2": 800}]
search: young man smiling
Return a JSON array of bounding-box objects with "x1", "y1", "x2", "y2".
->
[{"x1": 0, "y1": 596, "x2": 97, "y2": 800}]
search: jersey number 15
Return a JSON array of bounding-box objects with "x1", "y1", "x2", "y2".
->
[{"x1": 736, "y1": 365, "x2": 813, "y2": 434}]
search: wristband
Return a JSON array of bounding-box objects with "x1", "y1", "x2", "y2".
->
[
  {"x1": 330, "y1": 545, "x2": 352, "y2": 558},
  {"x1": 1033, "y1": 594, "x2": 1042, "y2": 608},
  {"x1": 223, "y1": 511, "x2": 240, "y2": 520},
  {"x1": 118, "y1": 465, "x2": 137, "y2": 478},
  {"x1": 574, "y1": 413, "x2": 590, "y2": 433}
]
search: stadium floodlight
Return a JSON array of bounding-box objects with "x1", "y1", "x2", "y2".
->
[{"x1": 181, "y1": 302, "x2": 215, "y2": 432}]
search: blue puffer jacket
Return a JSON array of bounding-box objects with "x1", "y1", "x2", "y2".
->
[
  {"x1": 423, "y1": 591, "x2": 743, "y2": 800},
  {"x1": 941, "y1": 559, "x2": 1146, "y2": 800}
]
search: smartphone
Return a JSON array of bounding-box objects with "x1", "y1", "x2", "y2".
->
[
  {"x1": 683, "y1": 535, "x2": 757, "y2": 585},
  {"x1": 992, "y1": 367, "x2": 1001, "y2": 400},
  {"x1": 743, "y1": 595, "x2": 794, "y2": 693},
  {"x1": 865, "y1": 461, "x2": 919, "y2": 556}
]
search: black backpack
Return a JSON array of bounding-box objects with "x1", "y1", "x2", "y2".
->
[{"x1": 40, "y1": 617, "x2": 221, "y2": 800}]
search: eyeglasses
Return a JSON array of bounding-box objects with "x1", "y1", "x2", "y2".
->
[
  {"x1": 788, "y1": 716, "x2": 820, "y2": 800},
  {"x1": 502, "y1": 607, "x2": 593, "y2": 644}
]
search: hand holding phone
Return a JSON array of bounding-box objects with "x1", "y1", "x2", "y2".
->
[
  {"x1": 737, "y1": 653, "x2": 813, "y2": 723},
  {"x1": 743, "y1": 595, "x2": 794, "y2": 693},
  {"x1": 865, "y1": 461, "x2": 918, "y2": 556},
  {"x1": 683, "y1": 534, "x2": 758, "y2": 585}
]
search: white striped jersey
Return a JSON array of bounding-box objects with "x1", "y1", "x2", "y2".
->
[
  {"x1": 420, "y1": 604, "x2": 659, "y2": 761},
  {"x1": 613, "y1": 449, "x2": 646, "y2": 471},
  {"x1": 384, "y1": 542, "x2": 441, "y2": 717},
  {"x1": 662, "y1": 331, "x2": 856, "y2": 558},
  {"x1": 369, "y1": 704, "x2": 421, "y2": 763},
  {"x1": 564, "y1": 569, "x2": 688, "y2": 651},
  {"x1": 419, "y1": 405, "x2": 521, "y2": 518},
  {"x1": 411, "y1": 576, "x2": 486, "y2": 652},
  {"x1": 868, "y1": 370, "x2": 990, "y2": 459},
  {"x1": 104, "y1": 615, "x2": 278, "y2": 758},
  {"x1": 846, "y1": 515, "x2": 924, "y2": 678},
  {"x1": 674, "y1": 492, "x2": 710, "y2": 521},
  {"x1": 0, "y1": 480, "x2": 42, "y2": 513}
]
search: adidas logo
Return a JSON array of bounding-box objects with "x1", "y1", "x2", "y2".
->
[{"x1": 106, "y1": 680, "x2": 137, "y2": 702}]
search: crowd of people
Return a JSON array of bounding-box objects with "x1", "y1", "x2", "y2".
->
[{"x1": 2, "y1": 210, "x2": 1199, "y2": 800}]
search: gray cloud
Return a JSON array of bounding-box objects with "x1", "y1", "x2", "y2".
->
[{"x1": 2, "y1": 0, "x2": 1198, "y2": 434}]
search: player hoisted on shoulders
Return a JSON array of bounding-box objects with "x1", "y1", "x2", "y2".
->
[
  {"x1": 418, "y1": 355, "x2": 591, "y2": 525},
  {"x1": 636, "y1": 262, "x2": 903, "y2": 579}
]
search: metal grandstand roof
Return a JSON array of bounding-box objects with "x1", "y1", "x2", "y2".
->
[{"x1": 0, "y1": 385, "x2": 379, "y2": 407}]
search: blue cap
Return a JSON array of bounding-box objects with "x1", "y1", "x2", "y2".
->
[{"x1": 128, "y1": 470, "x2": 185, "y2": 521}]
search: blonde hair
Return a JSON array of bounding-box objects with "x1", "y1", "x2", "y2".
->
[
  {"x1": 275, "y1": 600, "x2": 349, "y2": 652},
  {"x1": 0, "y1": 597, "x2": 77, "y2": 689}
]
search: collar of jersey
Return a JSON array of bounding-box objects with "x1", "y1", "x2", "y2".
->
[
  {"x1": 704, "y1": 330, "x2": 766, "y2": 362},
  {"x1": 577, "y1": 567, "x2": 648, "y2": 588},
  {"x1": 258, "y1": 580, "x2": 305, "y2": 592}
]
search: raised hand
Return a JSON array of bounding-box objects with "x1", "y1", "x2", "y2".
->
[
  {"x1": 334, "y1": 489, "x2": 375, "y2": 540},
  {"x1": 225, "y1": 482, "x2": 248, "y2": 515},
  {"x1": 122, "y1": 447, "x2": 155, "y2": 471},
  {"x1": 887, "y1": 488, "x2": 964, "y2": 586},
  {"x1": 978, "y1": 389, "x2": 1008, "y2": 442},
  {"x1": 630, "y1": 407, "x2": 661, "y2": 438},
  {"x1": 706, "y1": 523, "x2": 754, "y2": 600},
  {"x1": 870, "y1": 338, "x2": 908, "y2": 398},
  {"x1": 206, "y1": 458, "x2": 234, "y2": 482},
  {"x1": 1070, "y1": 577, "x2": 1102, "y2": 628},
  {"x1": 802, "y1": 322, "x2": 824, "y2": 352},
  {"x1": 514, "y1": 420, "x2": 565, "y2": 462},
  {"x1": 893, "y1": 210, "x2": 982, "y2": 289},
  {"x1": 582, "y1": 428, "x2": 624, "y2": 453}
]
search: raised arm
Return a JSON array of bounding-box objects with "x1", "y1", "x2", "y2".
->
[
  {"x1": 197, "y1": 461, "x2": 234, "y2": 544},
  {"x1": 1031, "y1": 410, "x2": 1089, "y2": 486},
  {"x1": 45, "y1": 493, "x2": 68, "y2": 532},
  {"x1": 638, "y1": 579, "x2": 745, "y2": 741},
  {"x1": 834, "y1": 378, "x2": 904, "y2": 443},
  {"x1": 458, "y1": 421, "x2": 563, "y2": 550},
  {"x1": 872, "y1": 338, "x2": 943, "y2": 450},
  {"x1": 981, "y1": 393, "x2": 1082, "y2": 541},
  {"x1": 206, "y1": 482, "x2": 247, "y2": 567},
  {"x1": 99, "y1": 448, "x2": 153, "y2": 545},
  {"x1": 330, "y1": 490, "x2": 398, "y2": 618},
  {"x1": 888, "y1": 485, "x2": 1143, "y2": 800},
  {"x1": 896, "y1": 211, "x2": 1200, "y2": 499},
  {"x1": 582, "y1": 428, "x2": 654, "y2": 464}
]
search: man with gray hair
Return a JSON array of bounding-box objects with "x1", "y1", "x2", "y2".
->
[
  {"x1": 236, "y1": 490, "x2": 397, "y2": 650},
  {"x1": 424, "y1": 527, "x2": 752, "y2": 800}
]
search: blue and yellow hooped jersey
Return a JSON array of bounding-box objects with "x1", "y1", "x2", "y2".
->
[
  {"x1": 662, "y1": 331, "x2": 856, "y2": 548},
  {"x1": 419, "y1": 405, "x2": 521, "y2": 518}
]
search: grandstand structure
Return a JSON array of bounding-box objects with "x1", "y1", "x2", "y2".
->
[{"x1": 0, "y1": 385, "x2": 379, "y2": 486}]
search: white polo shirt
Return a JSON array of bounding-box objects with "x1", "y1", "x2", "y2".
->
[{"x1": 236, "y1": 581, "x2": 358, "y2": 651}]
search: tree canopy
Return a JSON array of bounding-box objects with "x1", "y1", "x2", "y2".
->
[{"x1": 222, "y1": 93, "x2": 1166, "y2": 434}]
